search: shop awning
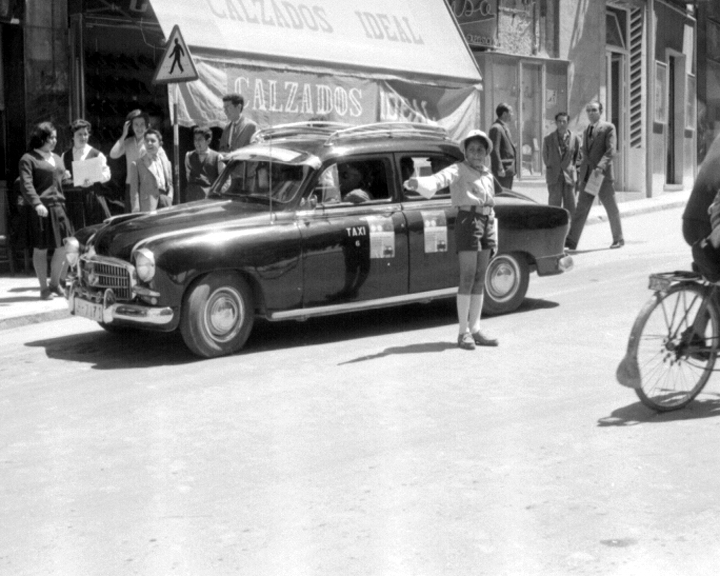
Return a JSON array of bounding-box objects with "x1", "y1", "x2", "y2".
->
[{"x1": 149, "y1": 0, "x2": 483, "y2": 140}]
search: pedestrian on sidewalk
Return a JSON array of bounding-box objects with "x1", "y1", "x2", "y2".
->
[
  {"x1": 489, "y1": 103, "x2": 517, "y2": 191},
  {"x1": 62, "y1": 119, "x2": 113, "y2": 228},
  {"x1": 542, "y1": 111, "x2": 580, "y2": 221},
  {"x1": 110, "y1": 109, "x2": 167, "y2": 212},
  {"x1": 184, "y1": 125, "x2": 224, "y2": 202},
  {"x1": 564, "y1": 101, "x2": 624, "y2": 250},
  {"x1": 129, "y1": 129, "x2": 173, "y2": 212},
  {"x1": 219, "y1": 93, "x2": 257, "y2": 153},
  {"x1": 404, "y1": 129, "x2": 499, "y2": 350},
  {"x1": 18, "y1": 122, "x2": 74, "y2": 300}
]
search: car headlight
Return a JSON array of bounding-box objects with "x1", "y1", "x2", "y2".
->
[
  {"x1": 64, "y1": 237, "x2": 80, "y2": 267},
  {"x1": 134, "y1": 248, "x2": 156, "y2": 282}
]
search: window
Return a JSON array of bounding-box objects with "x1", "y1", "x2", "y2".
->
[
  {"x1": 400, "y1": 154, "x2": 455, "y2": 201},
  {"x1": 315, "y1": 158, "x2": 391, "y2": 205}
]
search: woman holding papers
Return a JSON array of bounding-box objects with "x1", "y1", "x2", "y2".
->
[
  {"x1": 404, "y1": 129, "x2": 499, "y2": 350},
  {"x1": 18, "y1": 122, "x2": 73, "y2": 300},
  {"x1": 62, "y1": 119, "x2": 112, "y2": 227}
]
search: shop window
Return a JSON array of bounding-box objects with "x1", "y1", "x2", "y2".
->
[{"x1": 521, "y1": 63, "x2": 542, "y2": 177}]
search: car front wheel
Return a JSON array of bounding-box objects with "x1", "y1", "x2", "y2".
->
[
  {"x1": 483, "y1": 252, "x2": 530, "y2": 315},
  {"x1": 180, "y1": 272, "x2": 254, "y2": 358}
]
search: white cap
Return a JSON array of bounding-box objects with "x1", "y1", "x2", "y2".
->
[{"x1": 461, "y1": 129, "x2": 493, "y2": 154}]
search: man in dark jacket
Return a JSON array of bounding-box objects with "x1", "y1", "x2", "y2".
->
[
  {"x1": 489, "y1": 102, "x2": 517, "y2": 190},
  {"x1": 683, "y1": 133, "x2": 720, "y2": 246}
]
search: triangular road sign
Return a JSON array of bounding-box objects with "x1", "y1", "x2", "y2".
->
[{"x1": 152, "y1": 25, "x2": 199, "y2": 85}]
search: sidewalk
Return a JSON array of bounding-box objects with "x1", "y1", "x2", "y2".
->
[{"x1": 0, "y1": 188, "x2": 691, "y2": 331}]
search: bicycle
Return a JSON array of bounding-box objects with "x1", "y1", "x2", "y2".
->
[{"x1": 616, "y1": 269, "x2": 720, "y2": 411}]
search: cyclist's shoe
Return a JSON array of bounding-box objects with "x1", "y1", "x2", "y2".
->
[{"x1": 682, "y1": 328, "x2": 712, "y2": 361}]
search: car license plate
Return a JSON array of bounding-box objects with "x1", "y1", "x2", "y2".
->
[{"x1": 74, "y1": 298, "x2": 103, "y2": 322}]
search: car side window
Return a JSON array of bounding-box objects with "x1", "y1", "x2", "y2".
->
[
  {"x1": 316, "y1": 158, "x2": 391, "y2": 206},
  {"x1": 400, "y1": 155, "x2": 455, "y2": 201}
]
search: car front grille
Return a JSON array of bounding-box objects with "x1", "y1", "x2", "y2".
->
[{"x1": 80, "y1": 258, "x2": 133, "y2": 301}]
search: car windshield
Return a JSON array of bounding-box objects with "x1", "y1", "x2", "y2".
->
[{"x1": 212, "y1": 159, "x2": 310, "y2": 204}]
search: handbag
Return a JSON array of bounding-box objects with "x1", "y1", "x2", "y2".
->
[{"x1": 691, "y1": 236, "x2": 720, "y2": 282}]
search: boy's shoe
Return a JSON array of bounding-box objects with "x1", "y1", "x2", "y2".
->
[
  {"x1": 49, "y1": 284, "x2": 65, "y2": 297},
  {"x1": 471, "y1": 331, "x2": 499, "y2": 347},
  {"x1": 40, "y1": 288, "x2": 54, "y2": 300},
  {"x1": 458, "y1": 333, "x2": 476, "y2": 350}
]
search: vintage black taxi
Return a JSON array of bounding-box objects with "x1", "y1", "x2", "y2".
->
[{"x1": 64, "y1": 122, "x2": 572, "y2": 358}]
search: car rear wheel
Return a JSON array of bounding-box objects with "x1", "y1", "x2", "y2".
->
[
  {"x1": 483, "y1": 252, "x2": 529, "y2": 315},
  {"x1": 180, "y1": 272, "x2": 254, "y2": 358}
]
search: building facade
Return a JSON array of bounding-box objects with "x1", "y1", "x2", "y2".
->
[
  {"x1": 0, "y1": 0, "x2": 703, "y2": 208},
  {"x1": 449, "y1": 0, "x2": 698, "y2": 199}
]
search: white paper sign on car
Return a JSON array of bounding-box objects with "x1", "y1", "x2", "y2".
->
[
  {"x1": 421, "y1": 210, "x2": 447, "y2": 253},
  {"x1": 365, "y1": 215, "x2": 395, "y2": 259}
]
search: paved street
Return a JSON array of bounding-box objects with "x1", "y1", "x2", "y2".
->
[{"x1": 2, "y1": 205, "x2": 720, "y2": 576}]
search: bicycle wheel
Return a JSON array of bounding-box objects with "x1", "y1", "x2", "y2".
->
[{"x1": 631, "y1": 283, "x2": 719, "y2": 411}]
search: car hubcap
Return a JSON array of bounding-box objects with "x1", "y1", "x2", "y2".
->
[
  {"x1": 205, "y1": 288, "x2": 243, "y2": 342},
  {"x1": 487, "y1": 258, "x2": 519, "y2": 302}
]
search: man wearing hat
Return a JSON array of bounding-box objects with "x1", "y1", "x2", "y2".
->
[{"x1": 404, "y1": 129, "x2": 499, "y2": 350}]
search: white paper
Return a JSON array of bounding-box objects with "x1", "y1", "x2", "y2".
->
[
  {"x1": 584, "y1": 170, "x2": 603, "y2": 196},
  {"x1": 72, "y1": 157, "x2": 104, "y2": 187}
]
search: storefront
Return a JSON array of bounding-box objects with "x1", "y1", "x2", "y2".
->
[
  {"x1": 449, "y1": 0, "x2": 567, "y2": 181},
  {"x1": 450, "y1": 0, "x2": 696, "y2": 198},
  {"x1": 149, "y1": 0, "x2": 484, "y2": 144}
]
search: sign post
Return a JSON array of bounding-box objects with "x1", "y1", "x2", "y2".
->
[{"x1": 152, "y1": 25, "x2": 199, "y2": 204}]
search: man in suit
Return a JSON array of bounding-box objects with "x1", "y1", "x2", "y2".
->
[
  {"x1": 564, "y1": 101, "x2": 624, "y2": 250},
  {"x1": 489, "y1": 102, "x2": 517, "y2": 190},
  {"x1": 219, "y1": 93, "x2": 257, "y2": 153},
  {"x1": 542, "y1": 111, "x2": 580, "y2": 220}
]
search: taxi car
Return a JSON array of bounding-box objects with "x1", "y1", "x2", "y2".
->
[{"x1": 64, "y1": 122, "x2": 572, "y2": 358}]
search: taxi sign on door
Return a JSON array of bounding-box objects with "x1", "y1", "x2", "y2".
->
[{"x1": 152, "y1": 25, "x2": 199, "y2": 85}]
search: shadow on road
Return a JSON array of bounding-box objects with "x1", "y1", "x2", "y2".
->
[
  {"x1": 598, "y1": 396, "x2": 720, "y2": 426},
  {"x1": 23, "y1": 294, "x2": 561, "y2": 367},
  {"x1": 339, "y1": 341, "x2": 458, "y2": 364},
  {"x1": 25, "y1": 329, "x2": 197, "y2": 369}
]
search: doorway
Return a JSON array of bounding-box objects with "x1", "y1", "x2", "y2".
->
[{"x1": 606, "y1": 49, "x2": 628, "y2": 191}]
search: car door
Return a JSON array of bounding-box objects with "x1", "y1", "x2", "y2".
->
[
  {"x1": 398, "y1": 152, "x2": 462, "y2": 294},
  {"x1": 299, "y1": 156, "x2": 409, "y2": 307}
]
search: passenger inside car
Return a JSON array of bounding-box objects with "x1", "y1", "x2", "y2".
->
[{"x1": 338, "y1": 161, "x2": 374, "y2": 204}]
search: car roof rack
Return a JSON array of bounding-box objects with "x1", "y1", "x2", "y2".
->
[
  {"x1": 252, "y1": 121, "x2": 352, "y2": 142},
  {"x1": 324, "y1": 122, "x2": 450, "y2": 146}
]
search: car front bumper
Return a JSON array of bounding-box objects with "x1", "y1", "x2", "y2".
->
[{"x1": 67, "y1": 281, "x2": 176, "y2": 327}]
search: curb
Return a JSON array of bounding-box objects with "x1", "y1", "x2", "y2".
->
[
  {"x1": 0, "y1": 308, "x2": 71, "y2": 332},
  {"x1": 585, "y1": 196, "x2": 687, "y2": 226}
]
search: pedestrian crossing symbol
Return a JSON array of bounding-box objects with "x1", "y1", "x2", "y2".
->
[{"x1": 152, "y1": 25, "x2": 199, "y2": 85}]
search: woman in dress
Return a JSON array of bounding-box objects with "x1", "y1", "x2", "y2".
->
[
  {"x1": 62, "y1": 119, "x2": 112, "y2": 227},
  {"x1": 18, "y1": 122, "x2": 74, "y2": 300}
]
